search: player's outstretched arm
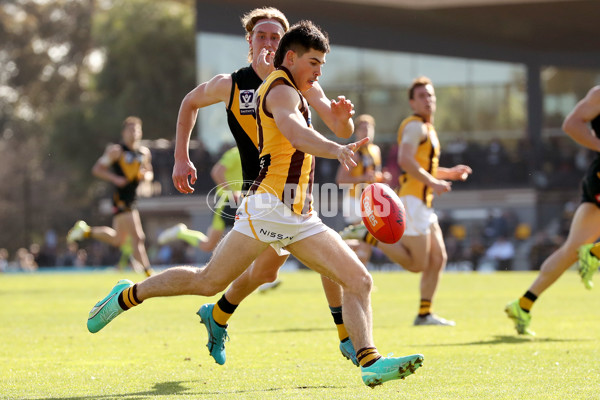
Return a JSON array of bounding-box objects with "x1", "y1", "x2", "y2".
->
[
  {"x1": 269, "y1": 84, "x2": 366, "y2": 169},
  {"x1": 139, "y1": 146, "x2": 154, "y2": 182},
  {"x1": 92, "y1": 144, "x2": 127, "y2": 187},
  {"x1": 172, "y1": 74, "x2": 232, "y2": 194},
  {"x1": 437, "y1": 165, "x2": 472, "y2": 181},
  {"x1": 562, "y1": 85, "x2": 600, "y2": 152},
  {"x1": 398, "y1": 121, "x2": 451, "y2": 195}
]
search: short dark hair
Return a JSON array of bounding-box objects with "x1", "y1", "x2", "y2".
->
[
  {"x1": 273, "y1": 20, "x2": 330, "y2": 68},
  {"x1": 408, "y1": 76, "x2": 433, "y2": 100}
]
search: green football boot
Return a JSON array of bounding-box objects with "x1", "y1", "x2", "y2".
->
[
  {"x1": 87, "y1": 279, "x2": 133, "y2": 333},
  {"x1": 67, "y1": 220, "x2": 90, "y2": 243},
  {"x1": 339, "y1": 223, "x2": 368, "y2": 241},
  {"x1": 339, "y1": 338, "x2": 359, "y2": 366},
  {"x1": 578, "y1": 243, "x2": 600, "y2": 290},
  {"x1": 504, "y1": 299, "x2": 535, "y2": 336},
  {"x1": 361, "y1": 353, "x2": 424, "y2": 388}
]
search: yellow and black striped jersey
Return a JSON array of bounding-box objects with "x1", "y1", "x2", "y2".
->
[
  {"x1": 397, "y1": 115, "x2": 440, "y2": 208},
  {"x1": 250, "y1": 67, "x2": 315, "y2": 215},
  {"x1": 111, "y1": 143, "x2": 144, "y2": 212},
  {"x1": 349, "y1": 143, "x2": 382, "y2": 198}
]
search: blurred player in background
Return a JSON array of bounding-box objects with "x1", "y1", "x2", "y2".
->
[
  {"x1": 506, "y1": 85, "x2": 600, "y2": 336},
  {"x1": 341, "y1": 77, "x2": 471, "y2": 326},
  {"x1": 67, "y1": 116, "x2": 153, "y2": 277},
  {"x1": 156, "y1": 7, "x2": 357, "y2": 365},
  {"x1": 336, "y1": 114, "x2": 391, "y2": 265}
]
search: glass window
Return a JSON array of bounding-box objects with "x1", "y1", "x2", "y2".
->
[
  {"x1": 542, "y1": 66, "x2": 600, "y2": 133},
  {"x1": 194, "y1": 32, "x2": 528, "y2": 189},
  {"x1": 319, "y1": 44, "x2": 526, "y2": 147},
  {"x1": 196, "y1": 33, "x2": 249, "y2": 153},
  {"x1": 538, "y1": 66, "x2": 600, "y2": 189}
]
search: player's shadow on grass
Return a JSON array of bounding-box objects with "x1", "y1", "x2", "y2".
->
[
  {"x1": 418, "y1": 335, "x2": 593, "y2": 347},
  {"x1": 195, "y1": 385, "x2": 344, "y2": 396},
  {"x1": 31, "y1": 380, "x2": 191, "y2": 400},
  {"x1": 32, "y1": 381, "x2": 344, "y2": 399},
  {"x1": 241, "y1": 326, "x2": 332, "y2": 334}
]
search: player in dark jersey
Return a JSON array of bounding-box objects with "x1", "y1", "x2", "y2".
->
[
  {"x1": 167, "y1": 8, "x2": 358, "y2": 365},
  {"x1": 67, "y1": 116, "x2": 154, "y2": 277},
  {"x1": 506, "y1": 86, "x2": 600, "y2": 335}
]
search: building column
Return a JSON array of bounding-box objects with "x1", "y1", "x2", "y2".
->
[{"x1": 526, "y1": 62, "x2": 543, "y2": 175}]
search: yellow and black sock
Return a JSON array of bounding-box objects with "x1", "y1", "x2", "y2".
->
[
  {"x1": 118, "y1": 284, "x2": 142, "y2": 310},
  {"x1": 356, "y1": 346, "x2": 382, "y2": 368},
  {"x1": 329, "y1": 306, "x2": 349, "y2": 342},
  {"x1": 418, "y1": 299, "x2": 432, "y2": 317},
  {"x1": 519, "y1": 291, "x2": 537, "y2": 313},
  {"x1": 365, "y1": 233, "x2": 379, "y2": 247},
  {"x1": 212, "y1": 295, "x2": 238, "y2": 327}
]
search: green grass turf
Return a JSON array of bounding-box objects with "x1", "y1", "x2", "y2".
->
[{"x1": 1, "y1": 269, "x2": 599, "y2": 399}]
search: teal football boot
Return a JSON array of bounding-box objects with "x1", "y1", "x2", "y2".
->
[
  {"x1": 339, "y1": 338, "x2": 359, "y2": 366},
  {"x1": 87, "y1": 279, "x2": 133, "y2": 333},
  {"x1": 197, "y1": 303, "x2": 229, "y2": 365},
  {"x1": 361, "y1": 353, "x2": 424, "y2": 388}
]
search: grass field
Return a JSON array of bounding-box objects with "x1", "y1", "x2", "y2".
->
[{"x1": 1, "y1": 269, "x2": 599, "y2": 399}]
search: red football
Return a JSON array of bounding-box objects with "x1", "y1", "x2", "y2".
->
[{"x1": 360, "y1": 183, "x2": 406, "y2": 244}]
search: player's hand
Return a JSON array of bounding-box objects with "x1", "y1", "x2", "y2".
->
[
  {"x1": 364, "y1": 170, "x2": 376, "y2": 183},
  {"x1": 112, "y1": 176, "x2": 128, "y2": 188},
  {"x1": 451, "y1": 164, "x2": 472, "y2": 181},
  {"x1": 431, "y1": 179, "x2": 452, "y2": 196},
  {"x1": 255, "y1": 48, "x2": 275, "y2": 79},
  {"x1": 330, "y1": 95, "x2": 355, "y2": 120},
  {"x1": 337, "y1": 137, "x2": 370, "y2": 170},
  {"x1": 380, "y1": 170, "x2": 393, "y2": 184},
  {"x1": 172, "y1": 158, "x2": 197, "y2": 194},
  {"x1": 232, "y1": 190, "x2": 242, "y2": 206}
]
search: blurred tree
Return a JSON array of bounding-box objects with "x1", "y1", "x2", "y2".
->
[
  {"x1": 0, "y1": 0, "x2": 97, "y2": 251},
  {"x1": 92, "y1": 0, "x2": 196, "y2": 139},
  {"x1": 0, "y1": 0, "x2": 195, "y2": 254},
  {"x1": 48, "y1": 0, "x2": 195, "y2": 177}
]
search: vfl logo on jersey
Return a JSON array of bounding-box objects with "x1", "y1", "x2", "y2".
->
[{"x1": 239, "y1": 89, "x2": 256, "y2": 115}]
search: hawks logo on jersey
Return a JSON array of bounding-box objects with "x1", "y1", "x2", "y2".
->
[{"x1": 239, "y1": 89, "x2": 256, "y2": 115}]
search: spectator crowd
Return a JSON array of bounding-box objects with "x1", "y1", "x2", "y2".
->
[{"x1": 1, "y1": 136, "x2": 587, "y2": 273}]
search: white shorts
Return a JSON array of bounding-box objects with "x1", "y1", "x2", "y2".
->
[
  {"x1": 342, "y1": 195, "x2": 362, "y2": 224},
  {"x1": 399, "y1": 195, "x2": 438, "y2": 236},
  {"x1": 233, "y1": 193, "x2": 328, "y2": 256}
]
